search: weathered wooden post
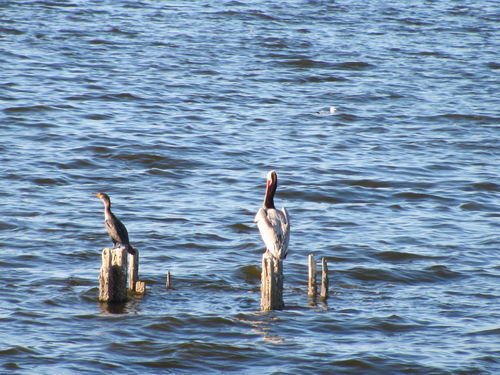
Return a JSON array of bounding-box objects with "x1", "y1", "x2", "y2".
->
[
  {"x1": 99, "y1": 247, "x2": 128, "y2": 303},
  {"x1": 308, "y1": 254, "x2": 317, "y2": 299},
  {"x1": 320, "y1": 257, "x2": 329, "y2": 300},
  {"x1": 261, "y1": 254, "x2": 284, "y2": 311},
  {"x1": 127, "y1": 249, "x2": 146, "y2": 295},
  {"x1": 166, "y1": 271, "x2": 171, "y2": 289},
  {"x1": 128, "y1": 249, "x2": 139, "y2": 292},
  {"x1": 135, "y1": 280, "x2": 146, "y2": 294}
]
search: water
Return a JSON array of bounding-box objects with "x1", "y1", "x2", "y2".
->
[{"x1": 1, "y1": 1, "x2": 499, "y2": 374}]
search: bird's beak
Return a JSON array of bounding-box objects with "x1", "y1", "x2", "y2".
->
[{"x1": 93, "y1": 193, "x2": 100, "y2": 198}]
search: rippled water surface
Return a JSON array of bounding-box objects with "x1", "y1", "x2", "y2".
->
[{"x1": 1, "y1": 1, "x2": 499, "y2": 374}]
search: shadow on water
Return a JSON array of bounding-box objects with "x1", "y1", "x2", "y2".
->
[
  {"x1": 308, "y1": 297, "x2": 329, "y2": 309},
  {"x1": 99, "y1": 301, "x2": 128, "y2": 314}
]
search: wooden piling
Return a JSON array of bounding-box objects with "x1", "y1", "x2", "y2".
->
[
  {"x1": 307, "y1": 254, "x2": 317, "y2": 299},
  {"x1": 135, "y1": 281, "x2": 146, "y2": 294},
  {"x1": 261, "y1": 254, "x2": 284, "y2": 311},
  {"x1": 166, "y1": 271, "x2": 171, "y2": 289},
  {"x1": 128, "y1": 249, "x2": 139, "y2": 292},
  {"x1": 320, "y1": 257, "x2": 329, "y2": 300},
  {"x1": 99, "y1": 247, "x2": 128, "y2": 303}
]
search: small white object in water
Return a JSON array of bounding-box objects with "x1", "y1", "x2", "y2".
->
[{"x1": 317, "y1": 106, "x2": 337, "y2": 115}]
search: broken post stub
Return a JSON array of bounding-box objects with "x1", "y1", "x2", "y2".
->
[
  {"x1": 135, "y1": 280, "x2": 146, "y2": 294},
  {"x1": 128, "y1": 249, "x2": 139, "y2": 292},
  {"x1": 320, "y1": 257, "x2": 329, "y2": 300},
  {"x1": 261, "y1": 254, "x2": 284, "y2": 311},
  {"x1": 166, "y1": 271, "x2": 171, "y2": 289},
  {"x1": 128, "y1": 248, "x2": 146, "y2": 295},
  {"x1": 128, "y1": 248, "x2": 146, "y2": 294},
  {"x1": 308, "y1": 253, "x2": 317, "y2": 299},
  {"x1": 99, "y1": 247, "x2": 128, "y2": 303}
]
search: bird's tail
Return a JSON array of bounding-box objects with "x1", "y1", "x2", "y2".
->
[{"x1": 125, "y1": 245, "x2": 136, "y2": 255}]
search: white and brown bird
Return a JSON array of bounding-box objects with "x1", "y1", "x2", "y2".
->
[{"x1": 254, "y1": 170, "x2": 290, "y2": 260}]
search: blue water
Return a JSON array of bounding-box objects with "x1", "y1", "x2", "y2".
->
[{"x1": 1, "y1": 1, "x2": 499, "y2": 374}]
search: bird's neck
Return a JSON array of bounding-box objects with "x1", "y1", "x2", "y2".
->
[
  {"x1": 263, "y1": 183, "x2": 276, "y2": 209},
  {"x1": 103, "y1": 203, "x2": 112, "y2": 218}
]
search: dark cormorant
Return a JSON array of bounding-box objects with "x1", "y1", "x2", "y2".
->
[
  {"x1": 94, "y1": 192, "x2": 136, "y2": 255},
  {"x1": 254, "y1": 170, "x2": 290, "y2": 260}
]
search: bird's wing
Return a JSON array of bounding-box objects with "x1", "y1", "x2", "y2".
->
[
  {"x1": 280, "y1": 207, "x2": 290, "y2": 258},
  {"x1": 105, "y1": 214, "x2": 129, "y2": 245},
  {"x1": 255, "y1": 208, "x2": 280, "y2": 258},
  {"x1": 254, "y1": 208, "x2": 266, "y2": 224},
  {"x1": 255, "y1": 207, "x2": 289, "y2": 259},
  {"x1": 105, "y1": 219, "x2": 118, "y2": 243}
]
